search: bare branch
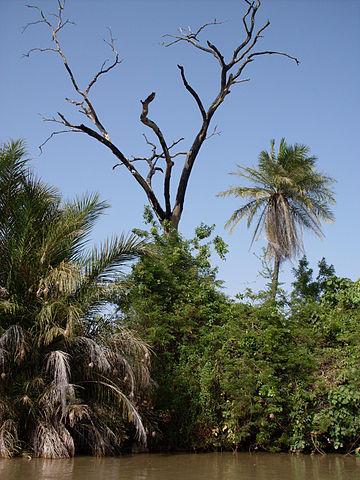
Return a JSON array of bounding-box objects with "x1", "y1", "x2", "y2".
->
[
  {"x1": 21, "y1": 19, "x2": 47, "y2": 33},
  {"x1": 57, "y1": 112, "x2": 77, "y2": 128},
  {"x1": 230, "y1": 48, "x2": 299, "y2": 84},
  {"x1": 103, "y1": 27, "x2": 118, "y2": 53},
  {"x1": 161, "y1": 36, "x2": 212, "y2": 55},
  {"x1": 168, "y1": 137, "x2": 186, "y2": 152},
  {"x1": 161, "y1": 19, "x2": 224, "y2": 58},
  {"x1": 242, "y1": 1, "x2": 256, "y2": 36},
  {"x1": 23, "y1": 2, "x2": 119, "y2": 140},
  {"x1": 247, "y1": 50, "x2": 300, "y2": 65},
  {"x1": 169, "y1": 151, "x2": 187, "y2": 159},
  {"x1": 85, "y1": 28, "x2": 122, "y2": 95},
  {"x1": 231, "y1": 19, "x2": 270, "y2": 67},
  {"x1": 65, "y1": 97, "x2": 84, "y2": 108},
  {"x1": 140, "y1": 93, "x2": 171, "y2": 165},
  {"x1": 24, "y1": 0, "x2": 171, "y2": 224},
  {"x1": 232, "y1": 78, "x2": 250, "y2": 85},
  {"x1": 133, "y1": 136, "x2": 186, "y2": 164},
  {"x1": 39, "y1": 111, "x2": 79, "y2": 131},
  {"x1": 37, "y1": 107, "x2": 83, "y2": 154},
  {"x1": 189, "y1": 19, "x2": 224, "y2": 40},
  {"x1": 23, "y1": 47, "x2": 57, "y2": 57},
  {"x1": 111, "y1": 133, "x2": 186, "y2": 187},
  {"x1": 76, "y1": 122, "x2": 167, "y2": 221},
  {"x1": 177, "y1": 65, "x2": 206, "y2": 120},
  {"x1": 39, "y1": 129, "x2": 80, "y2": 154},
  {"x1": 206, "y1": 41, "x2": 226, "y2": 68},
  {"x1": 40, "y1": 114, "x2": 64, "y2": 125},
  {"x1": 161, "y1": 19, "x2": 224, "y2": 52},
  {"x1": 142, "y1": 133, "x2": 157, "y2": 153},
  {"x1": 233, "y1": 0, "x2": 260, "y2": 57},
  {"x1": 25, "y1": 5, "x2": 52, "y2": 28},
  {"x1": 205, "y1": 125, "x2": 221, "y2": 142}
]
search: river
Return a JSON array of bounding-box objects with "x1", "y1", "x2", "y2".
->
[{"x1": 0, "y1": 452, "x2": 359, "y2": 479}]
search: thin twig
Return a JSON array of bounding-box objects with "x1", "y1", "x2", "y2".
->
[{"x1": 39, "y1": 129, "x2": 81, "y2": 154}]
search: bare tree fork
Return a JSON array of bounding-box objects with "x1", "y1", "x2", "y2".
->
[
  {"x1": 24, "y1": 0, "x2": 299, "y2": 230},
  {"x1": 140, "y1": 92, "x2": 174, "y2": 217}
]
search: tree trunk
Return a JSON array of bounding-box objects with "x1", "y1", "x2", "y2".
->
[{"x1": 271, "y1": 255, "x2": 281, "y2": 301}]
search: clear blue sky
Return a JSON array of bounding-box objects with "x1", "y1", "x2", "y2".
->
[{"x1": 1, "y1": 0, "x2": 359, "y2": 296}]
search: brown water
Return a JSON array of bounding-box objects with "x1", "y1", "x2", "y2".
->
[{"x1": 0, "y1": 453, "x2": 359, "y2": 480}]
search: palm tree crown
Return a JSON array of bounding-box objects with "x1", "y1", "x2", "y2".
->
[{"x1": 218, "y1": 138, "x2": 335, "y2": 298}]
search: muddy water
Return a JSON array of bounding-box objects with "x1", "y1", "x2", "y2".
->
[{"x1": 0, "y1": 453, "x2": 359, "y2": 480}]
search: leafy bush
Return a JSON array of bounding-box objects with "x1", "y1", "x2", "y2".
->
[
  {"x1": 120, "y1": 221, "x2": 360, "y2": 453},
  {"x1": 119, "y1": 215, "x2": 228, "y2": 448}
]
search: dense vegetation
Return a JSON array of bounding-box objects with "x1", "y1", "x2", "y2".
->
[
  {"x1": 117, "y1": 218, "x2": 360, "y2": 455},
  {"x1": 1, "y1": 138, "x2": 358, "y2": 458},
  {"x1": 3, "y1": 0, "x2": 357, "y2": 461}
]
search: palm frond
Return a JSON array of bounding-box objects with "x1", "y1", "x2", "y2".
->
[
  {"x1": 31, "y1": 422, "x2": 73, "y2": 459},
  {"x1": 81, "y1": 234, "x2": 147, "y2": 285},
  {"x1": 67, "y1": 403, "x2": 91, "y2": 427},
  {"x1": 218, "y1": 186, "x2": 270, "y2": 199},
  {"x1": 224, "y1": 199, "x2": 266, "y2": 233},
  {"x1": 45, "y1": 351, "x2": 71, "y2": 389},
  {"x1": 64, "y1": 193, "x2": 109, "y2": 261},
  {"x1": 39, "y1": 261, "x2": 81, "y2": 298},
  {"x1": 0, "y1": 325, "x2": 28, "y2": 364},
  {"x1": 249, "y1": 205, "x2": 267, "y2": 250},
  {"x1": 0, "y1": 419, "x2": 19, "y2": 458},
  {"x1": 81, "y1": 379, "x2": 147, "y2": 445},
  {"x1": 72, "y1": 337, "x2": 111, "y2": 374}
]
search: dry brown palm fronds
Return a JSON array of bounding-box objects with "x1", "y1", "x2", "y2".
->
[
  {"x1": 104, "y1": 349, "x2": 136, "y2": 396},
  {"x1": 107, "y1": 329, "x2": 151, "y2": 389},
  {"x1": 0, "y1": 419, "x2": 20, "y2": 458},
  {"x1": 73, "y1": 337, "x2": 111, "y2": 374},
  {"x1": 81, "y1": 379, "x2": 147, "y2": 445},
  {"x1": 39, "y1": 351, "x2": 76, "y2": 419},
  {"x1": 67, "y1": 403, "x2": 91, "y2": 427},
  {"x1": 0, "y1": 141, "x2": 150, "y2": 457},
  {"x1": 265, "y1": 194, "x2": 300, "y2": 261},
  {"x1": 0, "y1": 299, "x2": 18, "y2": 314},
  {"x1": 63, "y1": 304, "x2": 83, "y2": 338},
  {"x1": 31, "y1": 422, "x2": 73, "y2": 458},
  {"x1": 38, "y1": 261, "x2": 81, "y2": 298},
  {"x1": 37, "y1": 302, "x2": 82, "y2": 345},
  {"x1": 58, "y1": 424, "x2": 75, "y2": 457},
  {"x1": 75, "y1": 422, "x2": 118, "y2": 456},
  {"x1": 0, "y1": 325, "x2": 28, "y2": 364},
  {"x1": 39, "y1": 383, "x2": 76, "y2": 421},
  {"x1": 45, "y1": 350, "x2": 71, "y2": 387},
  {"x1": 110, "y1": 328, "x2": 151, "y2": 359},
  {"x1": 0, "y1": 346, "x2": 8, "y2": 373}
]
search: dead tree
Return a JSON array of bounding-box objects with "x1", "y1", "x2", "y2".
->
[{"x1": 24, "y1": 0, "x2": 299, "y2": 230}]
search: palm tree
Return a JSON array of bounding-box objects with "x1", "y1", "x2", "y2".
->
[
  {"x1": 218, "y1": 139, "x2": 335, "y2": 299},
  {"x1": 0, "y1": 140, "x2": 150, "y2": 458}
]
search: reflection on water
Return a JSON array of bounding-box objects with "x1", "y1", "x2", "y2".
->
[{"x1": 0, "y1": 453, "x2": 359, "y2": 480}]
